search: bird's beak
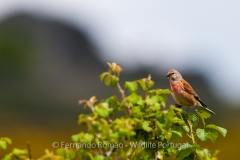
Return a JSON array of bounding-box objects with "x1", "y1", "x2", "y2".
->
[{"x1": 166, "y1": 74, "x2": 170, "y2": 77}]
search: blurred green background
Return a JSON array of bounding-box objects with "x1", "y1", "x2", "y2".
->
[{"x1": 0, "y1": 1, "x2": 240, "y2": 159}]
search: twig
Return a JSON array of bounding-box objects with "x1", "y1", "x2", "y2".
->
[
  {"x1": 197, "y1": 139, "x2": 200, "y2": 144},
  {"x1": 117, "y1": 83, "x2": 131, "y2": 117},
  {"x1": 106, "y1": 146, "x2": 115, "y2": 158},
  {"x1": 154, "y1": 151, "x2": 158, "y2": 160},
  {"x1": 187, "y1": 119, "x2": 195, "y2": 144},
  {"x1": 27, "y1": 141, "x2": 32, "y2": 160},
  {"x1": 175, "y1": 112, "x2": 192, "y2": 138},
  {"x1": 180, "y1": 126, "x2": 192, "y2": 138}
]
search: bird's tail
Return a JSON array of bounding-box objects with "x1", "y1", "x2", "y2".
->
[
  {"x1": 202, "y1": 106, "x2": 215, "y2": 115},
  {"x1": 197, "y1": 99, "x2": 215, "y2": 115},
  {"x1": 198, "y1": 99, "x2": 208, "y2": 108}
]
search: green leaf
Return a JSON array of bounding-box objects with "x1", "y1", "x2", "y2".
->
[
  {"x1": 212, "y1": 150, "x2": 220, "y2": 157},
  {"x1": 104, "y1": 74, "x2": 111, "y2": 86},
  {"x1": 124, "y1": 81, "x2": 138, "y2": 93},
  {"x1": 161, "y1": 101, "x2": 166, "y2": 108},
  {"x1": 183, "y1": 125, "x2": 190, "y2": 133},
  {"x1": 95, "y1": 103, "x2": 109, "y2": 118},
  {"x1": 197, "y1": 109, "x2": 211, "y2": 126},
  {"x1": 206, "y1": 124, "x2": 227, "y2": 137},
  {"x1": 110, "y1": 132, "x2": 119, "y2": 139},
  {"x1": 84, "y1": 133, "x2": 94, "y2": 143},
  {"x1": 206, "y1": 129, "x2": 218, "y2": 142},
  {"x1": 153, "y1": 103, "x2": 160, "y2": 111},
  {"x1": 131, "y1": 107, "x2": 144, "y2": 118},
  {"x1": 67, "y1": 150, "x2": 76, "y2": 159},
  {"x1": 99, "y1": 72, "x2": 109, "y2": 81},
  {"x1": 171, "y1": 117, "x2": 185, "y2": 125},
  {"x1": 165, "y1": 132, "x2": 172, "y2": 141},
  {"x1": 0, "y1": 137, "x2": 12, "y2": 150},
  {"x1": 71, "y1": 134, "x2": 80, "y2": 142},
  {"x1": 1, "y1": 137, "x2": 12, "y2": 145},
  {"x1": 104, "y1": 96, "x2": 119, "y2": 114},
  {"x1": 110, "y1": 75, "x2": 119, "y2": 87},
  {"x1": 196, "y1": 149, "x2": 211, "y2": 160},
  {"x1": 146, "y1": 79, "x2": 154, "y2": 89},
  {"x1": 170, "y1": 126, "x2": 182, "y2": 141},
  {"x1": 154, "y1": 89, "x2": 171, "y2": 95},
  {"x1": 181, "y1": 111, "x2": 189, "y2": 122},
  {"x1": 170, "y1": 130, "x2": 182, "y2": 138},
  {"x1": 145, "y1": 96, "x2": 159, "y2": 106},
  {"x1": 172, "y1": 106, "x2": 182, "y2": 113},
  {"x1": 126, "y1": 93, "x2": 142, "y2": 106},
  {"x1": 77, "y1": 132, "x2": 94, "y2": 143},
  {"x1": 188, "y1": 113, "x2": 199, "y2": 128},
  {"x1": 136, "y1": 79, "x2": 147, "y2": 90},
  {"x1": 196, "y1": 129, "x2": 207, "y2": 141},
  {"x1": 56, "y1": 148, "x2": 66, "y2": 157},
  {"x1": 142, "y1": 75, "x2": 154, "y2": 89},
  {"x1": 176, "y1": 146, "x2": 195, "y2": 159},
  {"x1": 142, "y1": 121, "x2": 153, "y2": 132},
  {"x1": 182, "y1": 154, "x2": 195, "y2": 160},
  {"x1": 196, "y1": 128, "x2": 218, "y2": 142},
  {"x1": 170, "y1": 130, "x2": 182, "y2": 141},
  {"x1": 206, "y1": 149, "x2": 212, "y2": 158},
  {"x1": 144, "y1": 113, "x2": 156, "y2": 118},
  {"x1": 12, "y1": 148, "x2": 28, "y2": 155},
  {"x1": 0, "y1": 140, "x2": 7, "y2": 149},
  {"x1": 94, "y1": 155, "x2": 105, "y2": 160},
  {"x1": 4, "y1": 154, "x2": 12, "y2": 160}
]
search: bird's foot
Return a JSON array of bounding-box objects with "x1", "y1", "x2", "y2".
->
[{"x1": 175, "y1": 104, "x2": 182, "y2": 108}]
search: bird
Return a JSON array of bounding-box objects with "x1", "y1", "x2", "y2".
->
[{"x1": 166, "y1": 69, "x2": 215, "y2": 115}]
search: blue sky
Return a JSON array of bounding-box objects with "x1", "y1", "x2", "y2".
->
[{"x1": 1, "y1": 0, "x2": 240, "y2": 104}]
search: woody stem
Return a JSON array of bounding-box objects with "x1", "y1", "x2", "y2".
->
[
  {"x1": 187, "y1": 119, "x2": 195, "y2": 144},
  {"x1": 117, "y1": 83, "x2": 131, "y2": 117},
  {"x1": 176, "y1": 112, "x2": 192, "y2": 138}
]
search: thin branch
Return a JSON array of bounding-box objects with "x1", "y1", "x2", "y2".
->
[
  {"x1": 187, "y1": 119, "x2": 195, "y2": 144},
  {"x1": 117, "y1": 83, "x2": 131, "y2": 117},
  {"x1": 106, "y1": 146, "x2": 115, "y2": 158},
  {"x1": 175, "y1": 112, "x2": 192, "y2": 138},
  {"x1": 154, "y1": 151, "x2": 158, "y2": 160},
  {"x1": 180, "y1": 126, "x2": 192, "y2": 138},
  {"x1": 197, "y1": 139, "x2": 200, "y2": 144},
  {"x1": 27, "y1": 141, "x2": 32, "y2": 160}
]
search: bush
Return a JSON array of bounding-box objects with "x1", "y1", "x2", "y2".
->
[{"x1": 0, "y1": 62, "x2": 227, "y2": 160}]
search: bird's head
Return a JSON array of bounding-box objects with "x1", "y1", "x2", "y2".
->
[{"x1": 166, "y1": 69, "x2": 182, "y2": 82}]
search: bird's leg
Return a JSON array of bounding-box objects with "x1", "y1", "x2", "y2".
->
[
  {"x1": 175, "y1": 104, "x2": 182, "y2": 108},
  {"x1": 187, "y1": 107, "x2": 190, "y2": 112}
]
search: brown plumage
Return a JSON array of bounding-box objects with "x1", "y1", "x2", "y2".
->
[{"x1": 166, "y1": 69, "x2": 215, "y2": 115}]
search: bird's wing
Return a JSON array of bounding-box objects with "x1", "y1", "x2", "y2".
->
[
  {"x1": 180, "y1": 79, "x2": 208, "y2": 108},
  {"x1": 180, "y1": 79, "x2": 197, "y2": 96}
]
